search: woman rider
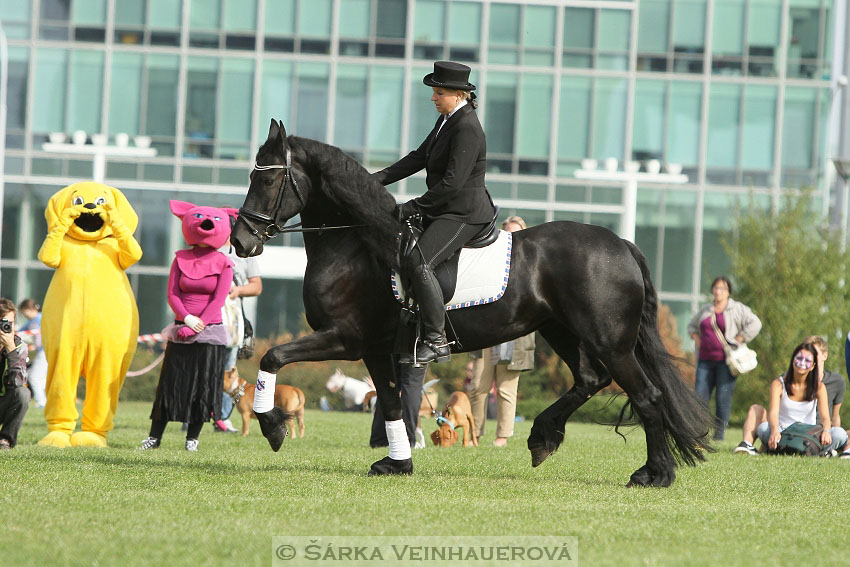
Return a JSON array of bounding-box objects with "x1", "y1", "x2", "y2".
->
[{"x1": 372, "y1": 61, "x2": 496, "y2": 366}]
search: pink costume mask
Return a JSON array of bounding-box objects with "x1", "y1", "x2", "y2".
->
[{"x1": 169, "y1": 200, "x2": 239, "y2": 249}]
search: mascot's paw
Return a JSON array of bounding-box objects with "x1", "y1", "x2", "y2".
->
[
  {"x1": 70, "y1": 431, "x2": 108, "y2": 448},
  {"x1": 37, "y1": 431, "x2": 72, "y2": 448}
]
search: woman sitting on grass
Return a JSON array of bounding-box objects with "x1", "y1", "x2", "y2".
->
[{"x1": 734, "y1": 342, "x2": 848, "y2": 456}]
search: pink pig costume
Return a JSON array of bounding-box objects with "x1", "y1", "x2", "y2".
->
[{"x1": 141, "y1": 200, "x2": 237, "y2": 451}]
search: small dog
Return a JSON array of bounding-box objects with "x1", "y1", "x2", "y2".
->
[
  {"x1": 430, "y1": 391, "x2": 478, "y2": 447},
  {"x1": 223, "y1": 370, "x2": 305, "y2": 438}
]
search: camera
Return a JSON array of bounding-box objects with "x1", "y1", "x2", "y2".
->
[{"x1": 0, "y1": 319, "x2": 12, "y2": 334}]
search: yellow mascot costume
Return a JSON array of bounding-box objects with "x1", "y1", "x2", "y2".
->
[{"x1": 37, "y1": 182, "x2": 143, "y2": 448}]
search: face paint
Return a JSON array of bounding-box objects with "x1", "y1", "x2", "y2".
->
[{"x1": 794, "y1": 353, "x2": 814, "y2": 370}]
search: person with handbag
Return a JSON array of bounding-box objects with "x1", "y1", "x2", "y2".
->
[
  {"x1": 216, "y1": 223, "x2": 262, "y2": 433},
  {"x1": 734, "y1": 342, "x2": 848, "y2": 456},
  {"x1": 687, "y1": 276, "x2": 762, "y2": 441}
]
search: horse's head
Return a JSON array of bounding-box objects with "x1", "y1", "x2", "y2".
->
[{"x1": 233, "y1": 119, "x2": 307, "y2": 257}]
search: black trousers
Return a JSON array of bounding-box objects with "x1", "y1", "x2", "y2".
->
[
  {"x1": 0, "y1": 386, "x2": 30, "y2": 447},
  {"x1": 408, "y1": 218, "x2": 488, "y2": 269},
  {"x1": 370, "y1": 363, "x2": 427, "y2": 448}
]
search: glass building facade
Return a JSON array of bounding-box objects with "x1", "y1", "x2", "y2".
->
[{"x1": 0, "y1": 0, "x2": 845, "y2": 342}]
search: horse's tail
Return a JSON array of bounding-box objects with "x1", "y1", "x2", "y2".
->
[{"x1": 625, "y1": 241, "x2": 713, "y2": 466}]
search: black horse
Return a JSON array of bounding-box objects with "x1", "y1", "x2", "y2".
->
[{"x1": 232, "y1": 120, "x2": 712, "y2": 487}]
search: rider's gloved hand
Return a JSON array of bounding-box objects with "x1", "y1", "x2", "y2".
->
[{"x1": 395, "y1": 201, "x2": 418, "y2": 222}]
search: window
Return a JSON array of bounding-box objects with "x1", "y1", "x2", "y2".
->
[
  {"x1": 145, "y1": 55, "x2": 180, "y2": 156},
  {"x1": 706, "y1": 83, "x2": 742, "y2": 184},
  {"x1": 593, "y1": 79, "x2": 628, "y2": 162},
  {"x1": 563, "y1": 7, "x2": 631, "y2": 70},
  {"x1": 516, "y1": 74, "x2": 553, "y2": 174},
  {"x1": 741, "y1": 86, "x2": 777, "y2": 185},
  {"x1": 334, "y1": 65, "x2": 369, "y2": 157},
  {"x1": 32, "y1": 49, "x2": 68, "y2": 135},
  {"x1": 413, "y1": 0, "x2": 445, "y2": 60},
  {"x1": 713, "y1": 0, "x2": 781, "y2": 77},
  {"x1": 5, "y1": 47, "x2": 30, "y2": 149},
  {"x1": 294, "y1": 63, "x2": 329, "y2": 141},
  {"x1": 110, "y1": 53, "x2": 144, "y2": 136},
  {"x1": 217, "y1": 58, "x2": 254, "y2": 160},
  {"x1": 337, "y1": 0, "x2": 407, "y2": 58},
  {"x1": 787, "y1": 0, "x2": 827, "y2": 79},
  {"x1": 257, "y1": 60, "x2": 293, "y2": 147},
  {"x1": 184, "y1": 57, "x2": 218, "y2": 158},
  {"x1": 781, "y1": 87, "x2": 818, "y2": 187},
  {"x1": 367, "y1": 66, "x2": 404, "y2": 164},
  {"x1": 72, "y1": 0, "x2": 107, "y2": 42},
  {"x1": 556, "y1": 76, "x2": 591, "y2": 175},
  {"x1": 1, "y1": 0, "x2": 32, "y2": 39}
]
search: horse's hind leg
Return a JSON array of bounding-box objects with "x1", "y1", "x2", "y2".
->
[
  {"x1": 602, "y1": 352, "x2": 676, "y2": 487},
  {"x1": 363, "y1": 354, "x2": 413, "y2": 476},
  {"x1": 528, "y1": 326, "x2": 612, "y2": 467}
]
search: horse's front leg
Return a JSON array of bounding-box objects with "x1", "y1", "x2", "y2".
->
[
  {"x1": 254, "y1": 330, "x2": 354, "y2": 451},
  {"x1": 363, "y1": 355, "x2": 414, "y2": 476}
]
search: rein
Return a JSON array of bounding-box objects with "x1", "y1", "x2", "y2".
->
[{"x1": 239, "y1": 148, "x2": 366, "y2": 242}]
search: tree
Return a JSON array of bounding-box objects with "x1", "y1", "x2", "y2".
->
[{"x1": 723, "y1": 190, "x2": 850, "y2": 419}]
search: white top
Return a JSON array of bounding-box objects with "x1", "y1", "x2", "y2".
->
[{"x1": 777, "y1": 376, "x2": 817, "y2": 430}]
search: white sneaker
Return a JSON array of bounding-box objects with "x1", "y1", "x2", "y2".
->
[
  {"x1": 185, "y1": 438, "x2": 199, "y2": 452},
  {"x1": 139, "y1": 436, "x2": 160, "y2": 450},
  {"x1": 222, "y1": 419, "x2": 238, "y2": 433},
  {"x1": 734, "y1": 441, "x2": 758, "y2": 456},
  {"x1": 840, "y1": 451, "x2": 850, "y2": 460},
  {"x1": 414, "y1": 427, "x2": 426, "y2": 449}
]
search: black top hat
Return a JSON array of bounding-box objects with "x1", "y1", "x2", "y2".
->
[{"x1": 423, "y1": 61, "x2": 476, "y2": 91}]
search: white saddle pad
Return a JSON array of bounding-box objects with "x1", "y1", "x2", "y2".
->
[{"x1": 392, "y1": 230, "x2": 512, "y2": 311}]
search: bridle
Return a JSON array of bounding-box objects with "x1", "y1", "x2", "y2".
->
[
  {"x1": 238, "y1": 148, "x2": 305, "y2": 242},
  {"x1": 238, "y1": 147, "x2": 366, "y2": 243}
]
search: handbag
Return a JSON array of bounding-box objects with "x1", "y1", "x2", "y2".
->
[
  {"x1": 221, "y1": 296, "x2": 244, "y2": 348},
  {"x1": 770, "y1": 422, "x2": 825, "y2": 456},
  {"x1": 710, "y1": 312, "x2": 758, "y2": 376}
]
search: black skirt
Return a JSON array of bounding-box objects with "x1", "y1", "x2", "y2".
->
[{"x1": 150, "y1": 341, "x2": 226, "y2": 423}]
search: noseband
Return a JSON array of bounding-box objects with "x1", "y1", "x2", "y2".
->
[{"x1": 239, "y1": 148, "x2": 305, "y2": 242}]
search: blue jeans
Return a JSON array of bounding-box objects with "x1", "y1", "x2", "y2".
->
[{"x1": 694, "y1": 359, "x2": 736, "y2": 440}]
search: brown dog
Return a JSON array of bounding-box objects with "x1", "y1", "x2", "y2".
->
[
  {"x1": 224, "y1": 370, "x2": 305, "y2": 438},
  {"x1": 430, "y1": 391, "x2": 478, "y2": 447}
]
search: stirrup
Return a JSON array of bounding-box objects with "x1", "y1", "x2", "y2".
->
[{"x1": 401, "y1": 337, "x2": 453, "y2": 367}]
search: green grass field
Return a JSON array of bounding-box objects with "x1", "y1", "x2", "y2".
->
[{"x1": 2, "y1": 402, "x2": 848, "y2": 567}]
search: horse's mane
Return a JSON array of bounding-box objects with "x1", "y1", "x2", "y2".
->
[{"x1": 258, "y1": 136, "x2": 400, "y2": 268}]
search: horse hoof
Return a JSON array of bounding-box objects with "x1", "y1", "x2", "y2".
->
[
  {"x1": 257, "y1": 407, "x2": 290, "y2": 452},
  {"x1": 368, "y1": 456, "x2": 413, "y2": 476},
  {"x1": 626, "y1": 465, "x2": 675, "y2": 487},
  {"x1": 529, "y1": 445, "x2": 552, "y2": 468}
]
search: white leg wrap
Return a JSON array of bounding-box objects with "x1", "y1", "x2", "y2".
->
[
  {"x1": 253, "y1": 370, "x2": 277, "y2": 413},
  {"x1": 387, "y1": 419, "x2": 411, "y2": 460}
]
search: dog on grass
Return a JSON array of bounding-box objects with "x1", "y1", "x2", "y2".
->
[
  {"x1": 223, "y1": 369, "x2": 305, "y2": 438},
  {"x1": 430, "y1": 391, "x2": 478, "y2": 447}
]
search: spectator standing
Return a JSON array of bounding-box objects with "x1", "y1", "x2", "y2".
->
[
  {"x1": 216, "y1": 231, "x2": 262, "y2": 433},
  {"x1": 370, "y1": 361, "x2": 428, "y2": 449},
  {"x1": 687, "y1": 276, "x2": 762, "y2": 441},
  {"x1": 468, "y1": 216, "x2": 535, "y2": 447},
  {"x1": 0, "y1": 298, "x2": 30, "y2": 449},
  {"x1": 17, "y1": 299, "x2": 47, "y2": 408}
]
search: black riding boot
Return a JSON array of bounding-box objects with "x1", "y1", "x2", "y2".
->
[{"x1": 403, "y1": 263, "x2": 451, "y2": 366}]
